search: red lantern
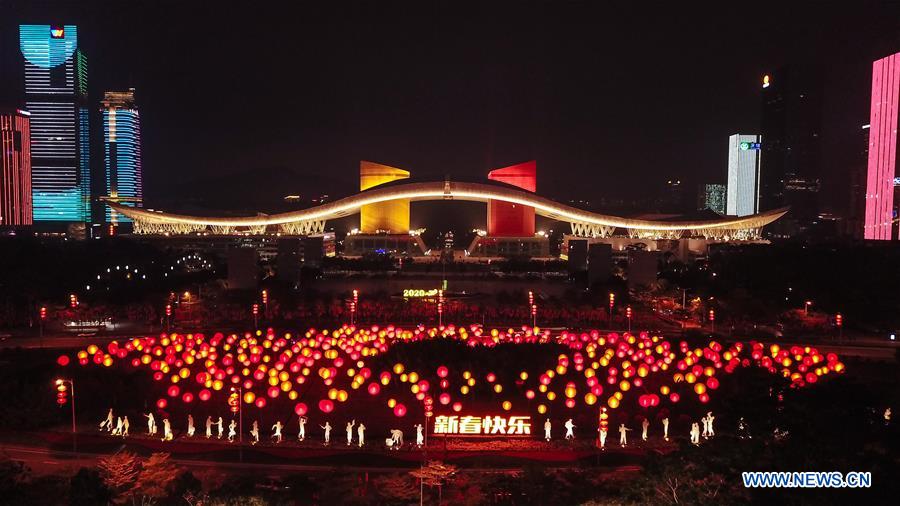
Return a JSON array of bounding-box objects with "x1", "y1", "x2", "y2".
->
[
  {"x1": 182, "y1": 392, "x2": 194, "y2": 403},
  {"x1": 294, "y1": 402, "x2": 308, "y2": 416},
  {"x1": 437, "y1": 366, "x2": 449, "y2": 378},
  {"x1": 167, "y1": 385, "x2": 180, "y2": 397},
  {"x1": 393, "y1": 403, "x2": 407, "y2": 417},
  {"x1": 57, "y1": 355, "x2": 70, "y2": 367},
  {"x1": 156, "y1": 398, "x2": 168, "y2": 409},
  {"x1": 318, "y1": 399, "x2": 334, "y2": 413},
  {"x1": 198, "y1": 389, "x2": 211, "y2": 401},
  {"x1": 367, "y1": 382, "x2": 381, "y2": 395}
]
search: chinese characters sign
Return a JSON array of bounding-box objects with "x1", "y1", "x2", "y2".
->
[{"x1": 433, "y1": 415, "x2": 532, "y2": 436}]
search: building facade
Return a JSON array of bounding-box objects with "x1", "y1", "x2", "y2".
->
[
  {"x1": 759, "y1": 68, "x2": 822, "y2": 229},
  {"x1": 101, "y1": 89, "x2": 142, "y2": 223},
  {"x1": 487, "y1": 161, "x2": 536, "y2": 237},
  {"x1": 697, "y1": 183, "x2": 726, "y2": 215},
  {"x1": 19, "y1": 25, "x2": 90, "y2": 223},
  {"x1": 726, "y1": 134, "x2": 761, "y2": 216},
  {"x1": 863, "y1": 51, "x2": 900, "y2": 240},
  {"x1": 0, "y1": 109, "x2": 33, "y2": 226}
]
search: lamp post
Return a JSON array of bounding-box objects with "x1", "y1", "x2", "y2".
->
[
  {"x1": 626, "y1": 306, "x2": 632, "y2": 333},
  {"x1": 608, "y1": 293, "x2": 615, "y2": 327},
  {"x1": 804, "y1": 300, "x2": 812, "y2": 317},
  {"x1": 835, "y1": 313, "x2": 843, "y2": 341},
  {"x1": 351, "y1": 289, "x2": 359, "y2": 325},
  {"x1": 39, "y1": 306, "x2": 46, "y2": 342},
  {"x1": 229, "y1": 386, "x2": 243, "y2": 461},
  {"x1": 531, "y1": 304, "x2": 537, "y2": 328},
  {"x1": 165, "y1": 304, "x2": 172, "y2": 332},
  {"x1": 252, "y1": 303, "x2": 259, "y2": 330},
  {"x1": 437, "y1": 290, "x2": 444, "y2": 327},
  {"x1": 261, "y1": 290, "x2": 269, "y2": 319},
  {"x1": 708, "y1": 309, "x2": 715, "y2": 334}
]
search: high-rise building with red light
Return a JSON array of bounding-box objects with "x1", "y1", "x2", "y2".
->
[
  {"x1": 0, "y1": 109, "x2": 32, "y2": 227},
  {"x1": 487, "y1": 161, "x2": 536, "y2": 237},
  {"x1": 863, "y1": 51, "x2": 900, "y2": 240}
]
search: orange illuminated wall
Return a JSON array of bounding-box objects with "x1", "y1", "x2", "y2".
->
[
  {"x1": 487, "y1": 161, "x2": 536, "y2": 237},
  {"x1": 359, "y1": 161, "x2": 410, "y2": 233}
]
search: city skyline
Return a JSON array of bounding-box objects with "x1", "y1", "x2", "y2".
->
[{"x1": 2, "y1": 2, "x2": 898, "y2": 218}]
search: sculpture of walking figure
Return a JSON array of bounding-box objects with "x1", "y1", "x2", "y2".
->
[
  {"x1": 662, "y1": 417, "x2": 669, "y2": 441},
  {"x1": 162, "y1": 418, "x2": 173, "y2": 441},
  {"x1": 619, "y1": 424, "x2": 631, "y2": 446},
  {"x1": 706, "y1": 411, "x2": 715, "y2": 437},
  {"x1": 205, "y1": 416, "x2": 213, "y2": 439},
  {"x1": 701, "y1": 414, "x2": 709, "y2": 438},
  {"x1": 272, "y1": 420, "x2": 283, "y2": 444},
  {"x1": 415, "y1": 424, "x2": 424, "y2": 446},
  {"x1": 641, "y1": 418, "x2": 650, "y2": 441},
  {"x1": 298, "y1": 416, "x2": 308, "y2": 441},
  {"x1": 227, "y1": 419, "x2": 237, "y2": 442},
  {"x1": 690, "y1": 422, "x2": 700, "y2": 445},
  {"x1": 187, "y1": 414, "x2": 195, "y2": 437},
  {"x1": 216, "y1": 416, "x2": 224, "y2": 439},
  {"x1": 250, "y1": 421, "x2": 260, "y2": 445},
  {"x1": 544, "y1": 419, "x2": 552, "y2": 441},
  {"x1": 599, "y1": 427, "x2": 608, "y2": 449},
  {"x1": 112, "y1": 416, "x2": 124, "y2": 436},
  {"x1": 122, "y1": 416, "x2": 130, "y2": 437},
  {"x1": 321, "y1": 421, "x2": 332, "y2": 445},
  {"x1": 357, "y1": 423, "x2": 366, "y2": 447},
  {"x1": 99, "y1": 409, "x2": 114, "y2": 432},
  {"x1": 346, "y1": 420, "x2": 356, "y2": 446},
  {"x1": 144, "y1": 412, "x2": 157, "y2": 436},
  {"x1": 564, "y1": 418, "x2": 575, "y2": 440}
]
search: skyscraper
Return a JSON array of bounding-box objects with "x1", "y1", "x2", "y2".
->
[
  {"x1": 0, "y1": 109, "x2": 32, "y2": 227},
  {"x1": 726, "y1": 134, "x2": 761, "y2": 217},
  {"x1": 863, "y1": 51, "x2": 900, "y2": 240},
  {"x1": 487, "y1": 161, "x2": 536, "y2": 237},
  {"x1": 101, "y1": 89, "x2": 142, "y2": 224},
  {"x1": 759, "y1": 68, "x2": 822, "y2": 227},
  {"x1": 697, "y1": 183, "x2": 726, "y2": 215},
  {"x1": 19, "y1": 25, "x2": 90, "y2": 223}
]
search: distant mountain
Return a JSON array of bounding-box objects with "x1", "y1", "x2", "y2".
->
[{"x1": 152, "y1": 166, "x2": 355, "y2": 215}]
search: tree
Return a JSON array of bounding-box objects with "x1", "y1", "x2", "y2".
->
[
  {"x1": 97, "y1": 451, "x2": 139, "y2": 504},
  {"x1": 69, "y1": 468, "x2": 111, "y2": 506},
  {"x1": 372, "y1": 473, "x2": 419, "y2": 503},
  {"x1": 136, "y1": 452, "x2": 178, "y2": 499},
  {"x1": 410, "y1": 461, "x2": 458, "y2": 505}
]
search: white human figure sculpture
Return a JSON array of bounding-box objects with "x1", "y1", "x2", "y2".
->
[
  {"x1": 544, "y1": 419, "x2": 552, "y2": 441},
  {"x1": 619, "y1": 424, "x2": 631, "y2": 446},
  {"x1": 217, "y1": 417, "x2": 224, "y2": 439},
  {"x1": 599, "y1": 428, "x2": 608, "y2": 449},
  {"x1": 662, "y1": 417, "x2": 669, "y2": 441},
  {"x1": 885, "y1": 408, "x2": 892, "y2": 425},
  {"x1": 415, "y1": 424, "x2": 423, "y2": 446},
  {"x1": 205, "y1": 416, "x2": 213, "y2": 438},
  {"x1": 390, "y1": 429, "x2": 403, "y2": 447},
  {"x1": 272, "y1": 420, "x2": 283, "y2": 444},
  {"x1": 162, "y1": 419, "x2": 173, "y2": 441},
  {"x1": 99, "y1": 409, "x2": 114, "y2": 431},
  {"x1": 346, "y1": 420, "x2": 356, "y2": 446},
  {"x1": 641, "y1": 418, "x2": 650, "y2": 441},
  {"x1": 145, "y1": 413, "x2": 156, "y2": 435},
  {"x1": 111, "y1": 416, "x2": 123, "y2": 436},
  {"x1": 298, "y1": 416, "x2": 307, "y2": 441},
  {"x1": 564, "y1": 419, "x2": 575, "y2": 440},
  {"x1": 227, "y1": 419, "x2": 237, "y2": 442},
  {"x1": 187, "y1": 414, "x2": 195, "y2": 437},
  {"x1": 701, "y1": 415, "x2": 709, "y2": 438},
  {"x1": 357, "y1": 423, "x2": 366, "y2": 447},
  {"x1": 706, "y1": 412, "x2": 715, "y2": 437},
  {"x1": 690, "y1": 422, "x2": 700, "y2": 445},
  {"x1": 322, "y1": 422, "x2": 332, "y2": 444},
  {"x1": 122, "y1": 416, "x2": 130, "y2": 437},
  {"x1": 250, "y1": 421, "x2": 260, "y2": 445}
]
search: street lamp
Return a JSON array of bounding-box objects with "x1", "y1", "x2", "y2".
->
[
  {"x1": 804, "y1": 300, "x2": 812, "y2": 316},
  {"x1": 229, "y1": 386, "x2": 243, "y2": 461},
  {"x1": 437, "y1": 290, "x2": 444, "y2": 327},
  {"x1": 55, "y1": 378, "x2": 76, "y2": 453},
  {"x1": 608, "y1": 293, "x2": 615, "y2": 326},
  {"x1": 531, "y1": 304, "x2": 538, "y2": 328},
  {"x1": 252, "y1": 303, "x2": 259, "y2": 330},
  {"x1": 626, "y1": 306, "x2": 632, "y2": 333}
]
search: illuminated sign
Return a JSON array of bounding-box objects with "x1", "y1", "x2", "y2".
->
[
  {"x1": 739, "y1": 141, "x2": 761, "y2": 151},
  {"x1": 433, "y1": 415, "x2": 532, "y2": 436},
  {"x1": 762, "y1": 74, "x2": 770, "y2": 88},
  {"x1": 50, "y1": 26, "x2": 65, "y2": 38},
  {"x1": 402, "y1": 288, "x2": 439, "y2": 298}
]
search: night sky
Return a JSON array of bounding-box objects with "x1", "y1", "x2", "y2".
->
[{"x1": 2, "y1": 1, "x2": 899, "y2": 216}]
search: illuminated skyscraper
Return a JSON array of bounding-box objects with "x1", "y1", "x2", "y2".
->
[
  {"x1": 863, "y1": 51, "x2": 900, "y2": 240},
  {"x1": 19, "y1": 24, "x2": 90, "y2": 223},
  {"x1": 0, "y1": 109, "x2": 32, "y2": 226},
  {"x1": 726, "y1": 134, "x2": 761, "y2": 217},
  {"x1": 101, "y1": 89, "x2": 142, "y2": 223}
]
